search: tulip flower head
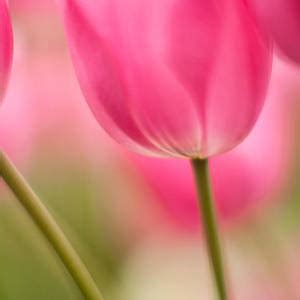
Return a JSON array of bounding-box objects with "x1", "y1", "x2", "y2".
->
[
  {"x1": 0, "y1": 0, "x2": 13, "y2": 102},
  {"x1": 249, "y1": 0, "x2": 300, "y2": 64},
  {"x1": 62, "y1": 0, "x2": 271, "y2": 158}
]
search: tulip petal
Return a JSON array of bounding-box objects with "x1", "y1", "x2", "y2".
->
[
  {"x1": 167, "y1": 0, "x2": 271, "y2": 156},
  {"x1": 63, "y1": 0, "x2": 165, "y2": 156}
]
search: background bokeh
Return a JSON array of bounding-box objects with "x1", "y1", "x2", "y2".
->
[{"x1": 1, "y1": 1, "x2": 300, "y2": 299}]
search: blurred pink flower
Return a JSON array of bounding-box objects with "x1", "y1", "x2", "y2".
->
[
  {"x1": 0, "y1": 0, "x2": 13, "y2": 102},
  {"x1": 8, "y1": 3, "x2": 118, "y2": 165},
  {"x1": 249, "y1": 0, "x2": 300, "y2": 64},
  {"x1": 61, "y1": 0, "x2": 271, "y2": 158},
  {"x1": 0, "y1": 56, "x2": 33, "y2": 164},
  {"x1": 0, "y1": 3, "x2": 30, "y2": 165},
  {"x1": 25, "y1": 51, "x2": 117, "y2": 164},
  {"x1": 130, "y1": 60, "x2": 295, "y2": 232}
]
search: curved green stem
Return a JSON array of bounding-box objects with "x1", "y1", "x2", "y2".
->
[
  {"x1": 191, "y1": 158, "x2": 228, "y2": 300},
  {"x1": 0, "y1": 151, "x2": 104, "y2": 300}
]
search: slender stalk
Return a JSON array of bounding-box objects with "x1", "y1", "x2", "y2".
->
[
  {"x1": 0, "y1": 151, "x2": 104, "y2": 300},
  {"x1": 191, "y1": 158, "x2": 228, "y2": 300}
]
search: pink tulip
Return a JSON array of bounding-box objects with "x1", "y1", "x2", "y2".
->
[
  {"x1": 249, "y1": 0, "x2": 300, "y2": 64},
  {"x1": 130, "y1": 59, "x2": 294, "y2": 232},
  {"x1": 0, "y1": 0, "x2": 13, "y2": 102},
  {"x1": 61, "y1": 0, "x2": 271, "y2": 158}
]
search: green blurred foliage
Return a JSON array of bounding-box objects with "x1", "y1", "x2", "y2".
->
[{"x1": 0, "y1": 157, "x2": 125, "y2": 300}]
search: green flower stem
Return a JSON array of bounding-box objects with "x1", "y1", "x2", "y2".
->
[
  {"x1": 191, "y1": 158, "x2": 228, "y2": 300},
  {"x1": 0, "y1": 151, "x2": 104, "y2": 300}
]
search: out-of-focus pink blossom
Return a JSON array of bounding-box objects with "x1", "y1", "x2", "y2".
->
[
  {"x1": 249, "y1": 0, "x2": 300, "y2": 64},
  {"x1": 0, "y1": 0, "x2": 13, "y2": 102},
  {"x1": 130, "y1": 60, "x2": 295, "y2": 232},
  {"x1": 25, "y1": 51, "x2": 117, "y2": 164},
  {"x1": 0, "y1": 0, "x2": 28, "y2": 164},
  {"x1": 0, "y1": 58, "x2": 33, "y2": 164},
  {"x1": 8, "y1": 2, "x2": 118, "y2": 165},
  {"x1": 61, "y1": 0, "x2": 271, "y2": 158}
]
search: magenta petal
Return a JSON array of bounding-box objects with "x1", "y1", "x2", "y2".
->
[
  {"x1": 0, "y1": 0, "x2": 13, "y2": 102},
  {"x1": 62, "y1": 0, "x2": 162, "y2": 156}
]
